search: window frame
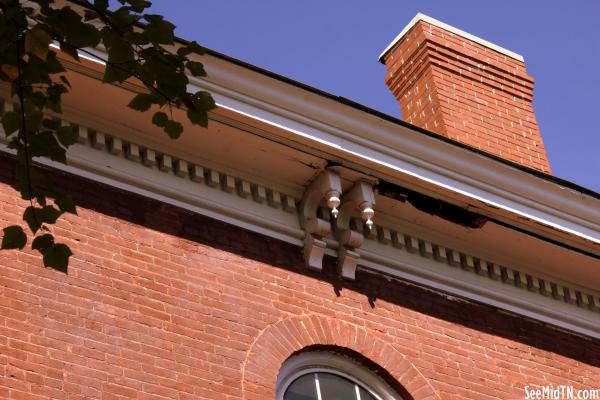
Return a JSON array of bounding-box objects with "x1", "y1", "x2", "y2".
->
[{"x1": 276, "y1": 351, "x2": 401, "y2": 400}]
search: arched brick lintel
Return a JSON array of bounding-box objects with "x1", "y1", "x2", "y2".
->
[{"x1": 242, "y1": 315, "x2": 440, "y2": 400}]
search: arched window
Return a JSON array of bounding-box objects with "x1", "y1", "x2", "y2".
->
[
  {"x1": 277, "y1": 351, "x2": 402, "y2": 400},
  {"x1": 285, "y1": 369, "x2": 381, "y2": 400}
]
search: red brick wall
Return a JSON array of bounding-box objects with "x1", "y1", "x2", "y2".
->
[
  {"x1": 0, "y1": 153, "x2": 598, "y2": 400},
  {"x1": 382, "y1": 21, "x2": 551, "y2": 173}
]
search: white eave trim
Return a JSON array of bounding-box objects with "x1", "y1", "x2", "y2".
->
[
  {"x1": 378, "y1": 13, "x2": 524, "y2": 62},
  {"x1": 43, "y1": 45, "x2": 600, "y2": 252},
  {"x1": 193, "y1": 59, "x2": 600, "y2": 251},
  {"x1": 2, "y1": 135, "x2": 598, "y2": 340}
]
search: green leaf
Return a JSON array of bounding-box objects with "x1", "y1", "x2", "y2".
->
[
  {"x1": 144, "y1": 14, "x2": 175, "y2": 44},
  {"x1": 186, "y1": 61, "x2": 206, "y2": 77},
  {"x1": 1, "y1": 111, "x2": 20, "y2": 136},
  {"x1": 55, "y1": 193, "x2": 77, "y2": 214},
  {"x1": 164, "y1": 120, "x2": 183, "y2": 139},
  {"x1": 125, "y1": 0, "x2": 151, "y2": 12},
  {"x1": 60, "y1": 42, "x2": 79, "y2": 61},
  {"x1": 42, "y1": 243, "x2": 71, "y2": 273},
  {"x1": 0, "y1": 0, "x2": 219, "y2": 272},
  {"x1": 1, "y1": 226, "x2": 27, "y2": 250},
  {"x1": 45, "y1": 52, "x2": 66, "y2": 73},
  {"x1": 103, "y1": 30, "x2": 134, "y2": 64},
  {"x1": 111, "y1": 6, "x2": 141, "y2": 28},
  {"x1": 84, "y1": 10, "x2": 99, "y2": 21},
  {"x1": 30, "y1": 92, "x2": 47, "y2": 109},
  {"x1": 195, "y1": 91, "x2": 216, "y2": 110},
  {"x1": 24, "y1": 108, "x2": 43, "y2": 132},
  {"x1": 32, "y1": 234, "x2": 54, "y2": 251},
  {"x1": 152, "y1": 111, "x2": 168, "y2": 127},
  {"x1": 127, "y1": 93, "x2": 155, "y2": 112},
  {"x1": 57, "y1": 125, "x2": 77, "y2": 147},
  {"x1": 156, "y1": 71, "x2": 188, "y2": 99},
  {"x1": 63, "y1": 13, "x2": 101, "y2": 49},
  {"x1": 184, "y1": 91, "x2": 215, "y2": 127},
  {"x1": 103, "y1": 63, "x2": 131, "y2": 83},
  {"x1": 124, "y1": 31, "x2": 149, "y2": 46},
  {"x1": 25, "y1": 25, "x2": 52, "y2": 61},
  {"x1": 94, "y1": 0, "x2": 109, "y2": 11},
  {"x1": 21, "y1": 56, "x2": 51, "y2": 83},
  {"x1": 1, "y1": 64, "x2": 19, "y2": 81},
  {"x1": 177, "y1": 41, "x2": 205, "y2": 57},
  {"x1": 187, "y1": 108, "x2": 208, "y2": 127},
  {"x1": 43, "y1": 118, "x2": 60, "y2": 130},
  {"x1": 43, "y1": 83, "x2": 68, "y2": 114},
  {"x1": 28, "y1": 130, "x2": 66, "y2": 163},
  {"x1": 68, "y1": 23, "x2": 101, "y2": 49},
  {"x1": 108, "y1": 41, "x2": 134, "y2": 64}
]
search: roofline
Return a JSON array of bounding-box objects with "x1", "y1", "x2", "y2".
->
[
  {"x1": 67, "y1": 0, "x2": 598, "y2": 200},
  {"x1": 199, "y1": 48, "x2": 600, "y2": 202},
  {"x1": 378, "y1": 13, "x2": 524, "y2": 63},
  {"x1": 44, "y1": 41, "x2": 600, "y2": 255}
]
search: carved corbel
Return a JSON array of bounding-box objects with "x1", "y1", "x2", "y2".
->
[
  {"x1": 335, "y1": 180, "x2": 376, "y2": 280},
  {"x1": 299, "y1": 170, "x2": 342, "y2": 271}
]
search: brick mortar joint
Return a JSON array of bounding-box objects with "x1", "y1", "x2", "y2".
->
[
  {"x1": 386, "y1": 37, "x2": 534, "y2": 82},
  {"x1": 386, "y1": 44, "x2": 535, "y2": 100}
]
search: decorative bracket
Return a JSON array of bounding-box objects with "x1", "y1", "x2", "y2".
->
[
  {"x1": 299, "y1": 170, "x2": 342, "y2": 271},
  {"x1": 334, "y1": 180, "x2": 376, "y2": 280}
]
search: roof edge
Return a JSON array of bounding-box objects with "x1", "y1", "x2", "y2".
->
[
  {"x1": 378, "y1": 13, "x2": 524, "y2": 63},
  {"x1": 66, "y1": 0, "x2": 598, "y2": 201},
  {"x1": 199, "y1": 48, "x2": 600, "y2": 201}
]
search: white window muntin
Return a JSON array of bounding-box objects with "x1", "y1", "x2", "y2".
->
[{"x1": 276, "y1": 352, "x2": 401, "y2": 400}]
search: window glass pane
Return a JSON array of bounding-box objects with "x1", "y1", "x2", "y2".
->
[
  {"x1": 285, "y1": 374, "x2": 318, "y2": 400},
  {"x1": 358, "y1": 386, "x2": 377, "y2": 400},
  {"x1": 318, "y1": 372, "x2": 357, "y2": 400}
]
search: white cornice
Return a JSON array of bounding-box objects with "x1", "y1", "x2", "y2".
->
[
  {"x1": 45, "y1": 45, "x2": 600, "y2": 256},
  {"x1": 193, "y1": 55, "x2": 600, "y2": 255},
  {"x1": 1, "y1": 107, "x2": 599, "y2": 339},
  {"x1": 378, "y1": 13, "x2": 524, "y2": 62}
]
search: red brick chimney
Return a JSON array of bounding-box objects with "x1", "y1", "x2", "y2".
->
[{"x1": 380, "y1": 14, "x2": 551, "y2": 173}]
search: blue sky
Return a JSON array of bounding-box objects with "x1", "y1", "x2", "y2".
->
[{"x1": 148, "y1": 0, "x2": 600, "y2": 192}]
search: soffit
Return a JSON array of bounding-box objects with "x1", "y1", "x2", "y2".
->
[
  {"x1": 57, "y1": 64, "x2": 324, "y2": 197},
  {"x1": 54, "y1": 44, "x2": 600, "y2": 261},
  {"x1": 376, "y1": 197, "x2": 600, "y2": 289}
]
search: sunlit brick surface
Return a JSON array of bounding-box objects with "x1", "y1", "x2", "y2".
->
[
  {"x1": 383, "y1": 20, "x2": 551, "y2": 173},
  {"x1": 1, "y1": 155, "x2": 598, "y2": 399}
]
